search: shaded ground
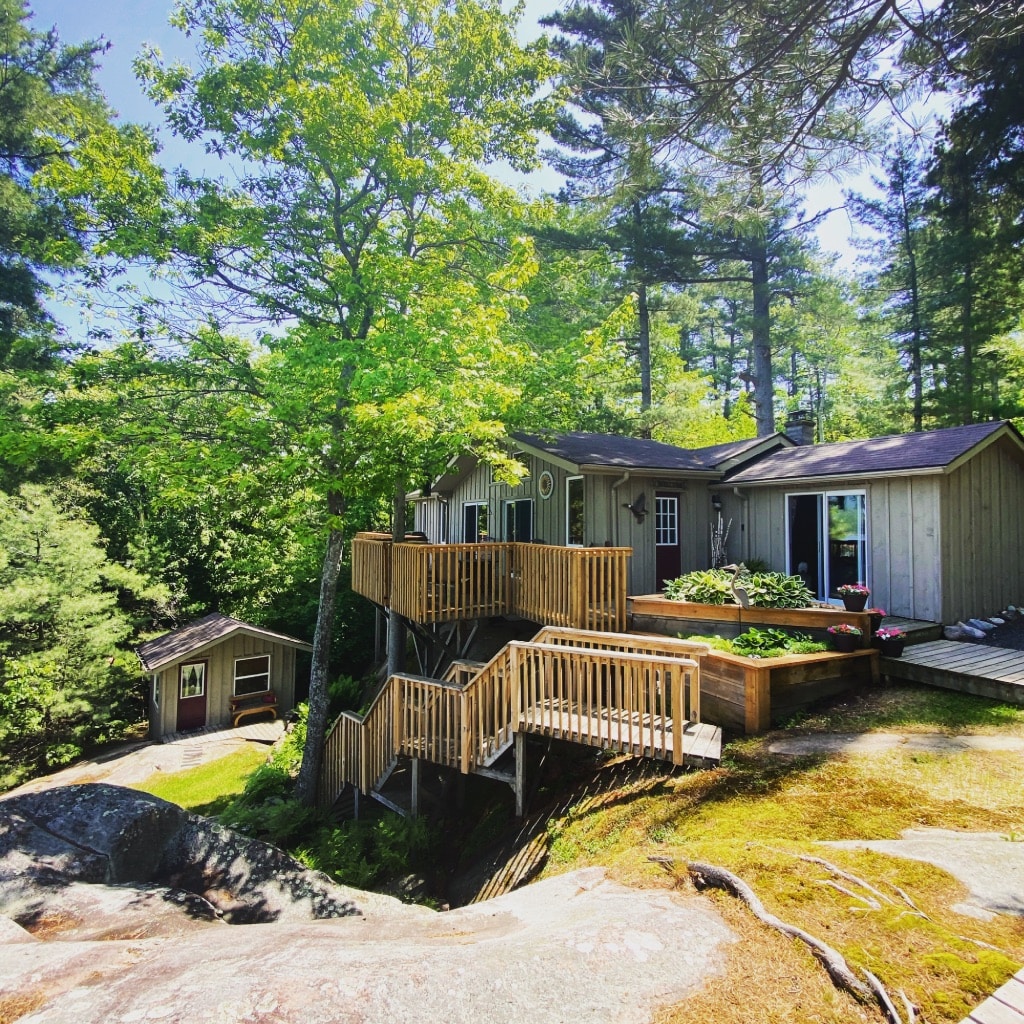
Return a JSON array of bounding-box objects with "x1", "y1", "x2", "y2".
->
[{"x1": 964, "y1": 615, "x2": 1024, "y2": 651}]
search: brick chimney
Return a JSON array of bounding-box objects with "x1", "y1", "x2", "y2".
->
[{"x1": 784, "y1": 409, "x2": 815, "y2": 445}]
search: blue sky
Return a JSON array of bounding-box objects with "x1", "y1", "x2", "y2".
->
[{"x1": 30, "y1": 0, "x2": 928, "y2": 338}]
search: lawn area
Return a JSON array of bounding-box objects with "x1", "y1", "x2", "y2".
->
[
  {"x1": 532, "y1": 684, "x2": 1024, "y2": 1024},
  {"x1": 131, "y1": 745, "x2": 268, "y2": 817}
]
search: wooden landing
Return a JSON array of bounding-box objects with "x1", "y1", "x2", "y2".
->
[
  {"x1": 880, "y1": 640, "x2": 1024, "y2": 705},
  {"x1": 519, "y1": 703, "x2": 722, "y2": 767}
]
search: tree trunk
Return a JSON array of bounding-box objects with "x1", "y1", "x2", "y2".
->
[
  {"x1": 637, "y1": 280, "x2": 652, "y2": 424},
  {"x1": 387, "y1": 474, "x2": 407, "y2": 676},
  {"x1": 295, "y1": 496, "x2": 346, "y2": 807},
  {"x1": 750, "y1": 239, "x2": 774, "y2": 437}
]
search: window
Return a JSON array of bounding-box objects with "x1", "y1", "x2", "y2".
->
[
  {"x1": 152, "y1": 674, "x2": 160, "y2": 707},
  {"x1": 179, "y1": 662, "x2": 206, "y2": 699},
  {"x1": 504, "y1": 499, "x2": 534, "y2": 541},
  {"x1": 655, "y1": 495, "x2": 679, "y2": 546},
  {"x1": 234, "y1": 655, "x2": 271, "y2": 696},
  {"x1": 566, "y1": 476, "x2": 585, "y2": 546},
  {"x1": 463, "y1": 502, "x2": 489, "y2": 542},
  {"x1": 786, "y1": 491, "x2": 868, "y2": 600}
]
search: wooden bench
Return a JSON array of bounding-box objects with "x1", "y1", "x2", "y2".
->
[{"x1": 230, "y1": 690, "x2": 279, "y2": 727}]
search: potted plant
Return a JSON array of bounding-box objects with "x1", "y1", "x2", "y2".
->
[
  {"x1": 827, "y1": 622, "x2": 863, "y2": 652},
  {"x1": 874, "y1": 626, "x2": 907, "y2": 657},
  {"x1": 836, "y1": 583, "x2": 870, "y2": 612}
]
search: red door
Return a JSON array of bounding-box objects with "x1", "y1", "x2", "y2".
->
[
  {"x1": 655, "y1": 492, "x2": 682, "y2": 588},
  {"x1": 176, "y1": 661, "x2": 208, "y2": 732}
]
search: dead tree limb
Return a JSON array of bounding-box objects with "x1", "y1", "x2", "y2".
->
[{"x1": 685, "y1": 861, "x2": 873, "y2": 1002}]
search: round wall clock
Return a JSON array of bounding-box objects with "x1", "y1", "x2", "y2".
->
[{"x1": 538, "y1": 470, "x2": 554, "y2": 500}]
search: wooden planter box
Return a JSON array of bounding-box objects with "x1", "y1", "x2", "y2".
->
[
  {"x1": 700, "y1": 648, "x2": 879, "y2": 734},
  {"x1": 628, "y1": 594, "x2": 877, "y2": 647}
]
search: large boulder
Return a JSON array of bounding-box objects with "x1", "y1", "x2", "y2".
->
[{"x1": 0, "y1": 784, "x2": 382, "y2": 933}]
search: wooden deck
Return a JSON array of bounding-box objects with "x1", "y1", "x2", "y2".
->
[
  {"x1": 352, "y1": 535, "x2": 630, "y2": 631},
  {"x1": 880, "y1": 640, "x2": 1024, "y2": 705},
  {"x1": 961, "y1": 967, "x2": 1024, "y2": 1024},
  {"x1": 317, "y1": 628, "x2": 721, "y2": 812}
]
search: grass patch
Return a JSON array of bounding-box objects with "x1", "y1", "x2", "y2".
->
[
  {"x1": 529, "y1": 685, "x2": 1024, "y2": 1024},
  {"x1": 789, "y1": 684, "x2": 1024, "y2": 734},
  {"x1": 131, "y1": 745, "x2": 268, "y2": 816}
]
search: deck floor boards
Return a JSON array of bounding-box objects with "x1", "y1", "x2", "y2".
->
[{"x1": 882, "y1": 640, "x2": 1024, "y2": 705}]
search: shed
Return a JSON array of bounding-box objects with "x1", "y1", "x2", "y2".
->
[
  {"x1": 719, "y1": 420, "x2": 1024, "y2": 623},
  {"x1": 137, "y1": 613, "x2": 313, "y2": 739}
]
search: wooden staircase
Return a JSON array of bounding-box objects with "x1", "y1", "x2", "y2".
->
[{"x1": 317, "y1": 627, "x2": 722, "y2": 814}]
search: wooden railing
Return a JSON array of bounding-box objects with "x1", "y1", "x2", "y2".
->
[
  {"x1": 507, "y1": 641, "x2": 698, "y2": 765},
  {"x1": 317, "y1": 629, "x2": 705, "y2": 809},
  {"x1": 351, "y1": 535, "x2": 631, "y2": 632}
]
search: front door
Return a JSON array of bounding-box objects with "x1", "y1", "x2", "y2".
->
[
  {"x1": 655, "y1": 492, "x2": 681, "y2": 587},
  {"x1": 176, "y1": 660, "x2": 208, "y2": 732}
]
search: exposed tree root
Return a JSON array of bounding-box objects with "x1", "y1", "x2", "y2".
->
[
  {"x1": 864, "y1": 967, "x2": 904, "y2": 1024},
  {"x1": 683, "y1": 860, "x2": 874, "y2": 1003},
  {"x1": 799, "y1": 854, "x2": 895, "y2": 905}
]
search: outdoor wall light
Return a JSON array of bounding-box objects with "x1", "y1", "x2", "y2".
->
[{"x1": 711, "y1": 493, "x2": 723, "y2": 511}]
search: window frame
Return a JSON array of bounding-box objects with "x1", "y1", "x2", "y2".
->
[
  {"x1": 233, "y1": 654, "x2": 271, "y2": 697},
  {"x1": 462, "y1": 501, "x2": 489, "y2": 543},
  {"x1": 503, "y1": 498, "x2": 534, "y2": 542},
  {"x1": 785, "y1": 489, "x2": 869, "y2": 601},
  {"x1": 179, "y1": 661, "x2": 207, "y2": 700}
]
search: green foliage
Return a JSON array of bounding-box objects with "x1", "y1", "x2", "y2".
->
[
  {"x1": 664, "y1": 568, "x2": 813, "y2": 608},
  {"x1": 743, "y1": 571, "x2": 815, "y2": 609},
  {"x1": 0, "y1": 484, "x2": 165, "y2": 789},
  {"x1": 664, "y1": 569, "x2": 733, "y2": 604},
  {"x1": 684, "y1": 629, "x2": 826, "y2": 659}
]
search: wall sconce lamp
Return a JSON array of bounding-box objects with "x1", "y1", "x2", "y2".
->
[{"x1": 711, "y1": 493, "x2": 723, "y2": 512}]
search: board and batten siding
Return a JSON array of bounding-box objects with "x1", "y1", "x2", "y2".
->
[
  {"x1": 150, "y1": 634, "x2": 298, "y2": 737},
  {"x1": 729, "y1": 476, "x2": 943, "y2": 622},
  {"x1": 420, "y1": 454, "x2": 711, "y2": 594},
  {"x1": 940, "y1": 436, "x2": 1024, "y2": 623}
]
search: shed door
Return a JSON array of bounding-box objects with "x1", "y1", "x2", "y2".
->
[
  {"x1": 176, "y1": 661, "x2": 208, "y2": 732},
  {"x1": 655, "y1": 492, "x2": 681, "y2": 587}
]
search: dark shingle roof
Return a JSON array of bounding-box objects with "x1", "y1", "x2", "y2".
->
[
  {"x1": 137, "y1": 612, "x2": 312, "y2": 671},
  {"x1": 725, "y1": 421, "x2": 1015, "y2": 484},
  {"x1": 513, "y1": 431, "x2": 772, "y2": 473}
]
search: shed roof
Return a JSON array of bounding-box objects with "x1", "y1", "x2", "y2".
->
[
  {"x1": 137, "y1": 613, "x2": 312, "y2": 672},
  {"x1": 725, "y1": 420, "x2": 1019, "y2": 484},
  {"x1": 512, "y1": 431, "x2": 784, "y2": 474}
]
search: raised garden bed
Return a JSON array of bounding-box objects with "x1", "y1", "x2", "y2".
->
[
  {"x1": 628, "y1": 594, "x2": 878, "y2": 648},
  {"x1": 698, "y1": 646, "x2": 879, "y2": 734}
]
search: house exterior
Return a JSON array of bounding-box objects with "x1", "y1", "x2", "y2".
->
[
  {"x1": 406, "y1": 420, "x2": 1024, "y2": 625},
  {"x1": 137, "y1": 613, "x2": 312, "y2": 738},
  {"x1": 717, "y1": 419, "x2": 1024, "y2": 624},
  {"x1": 411, "y1": 430, "x2": 788, "y2": 596}
]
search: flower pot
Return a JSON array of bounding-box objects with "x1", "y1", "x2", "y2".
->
[
  {"x1": 829, "y1": 633, "x2": 860, "y2": 653},
  {"x1": 876, "y1": 638, "x2": 906, "y2": 658},
  {"x1": 841, "y1": 593, "x2": 868, "y2": 612}
]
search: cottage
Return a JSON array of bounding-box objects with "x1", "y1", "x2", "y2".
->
[
  {"x1": 411, "y1": 430, "x2": 787, "y2": 596},
  {"x1": 718, "y1": 419, "x2": 1024, "y2": 623},
  {"x1": 138, "y1": 613, "x2": 312, "y2": 739}
]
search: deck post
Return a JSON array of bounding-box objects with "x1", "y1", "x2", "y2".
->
[
  {"x1": 746, "y1": 666, "x2": 771, "y2": 733},
  {"x1": 411, "y1": 756, "x2": 420, "y2": 819},
  {"x1": 671, "y1": 668, "x2": 684, "y2": 766},
  {"x1": 514, "y1": 731, "x2": 524, "y2": 818}
]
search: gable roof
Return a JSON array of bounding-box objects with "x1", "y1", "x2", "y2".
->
[
  {"x1": 512, "y1": 431, "x2": 788, "y2": 475},
  {"x1": 725, "y1": 420, "x2": 1020, "y2": 485},
  {"x1": 137, "y1": 613, "x2": 312, "y2": 672}
]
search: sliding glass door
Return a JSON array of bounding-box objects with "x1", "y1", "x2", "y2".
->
[{"x1": 787, "y1": 491, "x2": 867, "y2": 601}]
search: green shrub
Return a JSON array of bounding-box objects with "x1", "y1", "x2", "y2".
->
[
  {"x1": 664, "y1": 568, "x2": 813, "y2": 609},
  {"x1": 682, "y1": 628, "x2": 827, "y2": 659},
  {"x1": 664, "y1": 569, "x2": 733, "y2": 604}
]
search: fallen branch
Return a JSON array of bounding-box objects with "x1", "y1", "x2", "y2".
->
[
  {"x1": 893, "y1": 886, "x2": 928, "y2": 918},
  {"x1": 684, "y1": 860, "x2": 873, "y2": 1002}
]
